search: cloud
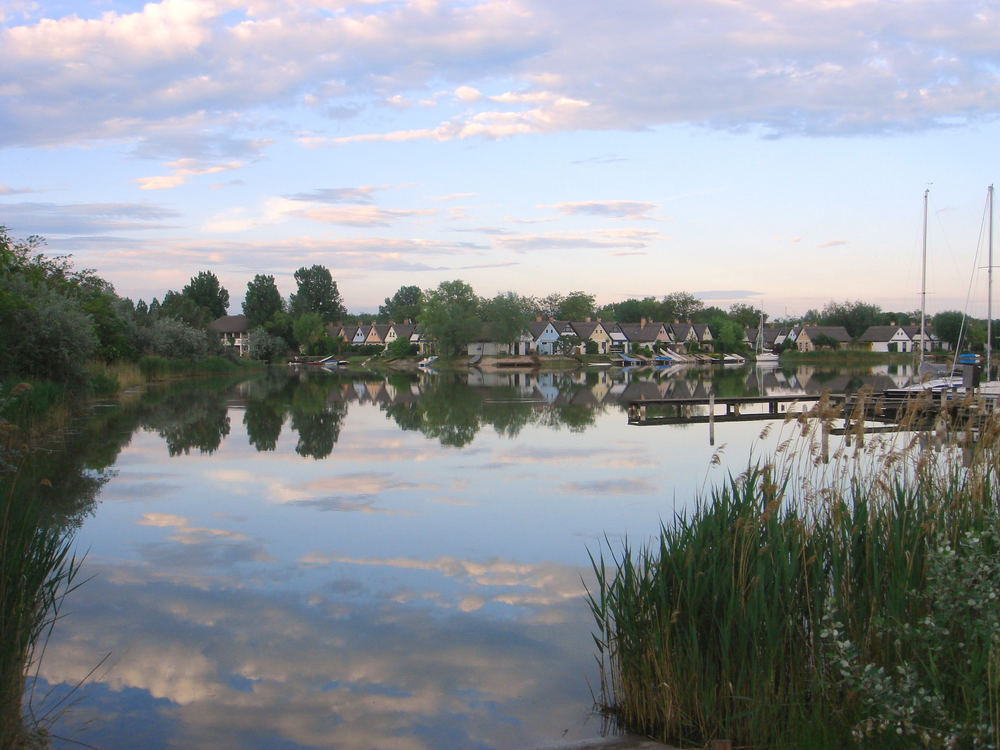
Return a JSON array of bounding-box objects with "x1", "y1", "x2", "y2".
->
[
  {"x1": 290, "y1": 205, "x2": 435, "y2": 227},
  {"x1": 3, "y1": 0, "x2": 999, "y2": 155},
  {"x1": 494, "y1": 228, "x2": 660, "y2": 252},
  {"x1": 134, "y1": 158, "x2": 245, "y2": 191},
  {"x1": 818, "y1": 240, "x2": 849, "y2": 248},
  {"x1": 544, "y1": 200, "x2": 659, "y2": 220},
  {"x1": 0, "y1": 201, "x2": 178, "y2": 235},
  {"x1": 283, "y1": 186, "x2": 383, "y2": 204},
  {"x1": 693, "y1": 289, "x2": 764, "y2": 300}
]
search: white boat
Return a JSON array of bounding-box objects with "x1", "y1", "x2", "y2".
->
[{"x1": 753, "y1": 312, "x2": 780, "y2": 365}]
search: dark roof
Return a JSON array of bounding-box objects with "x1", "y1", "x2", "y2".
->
[
  {"x1": 857, "y1": 325, "x2": 907, "y2": 343},
  {"x1": 800, "y1": 325, "x2": 851, "y2": 342},
  {"x1": 208, "y1": 314, "x2": 248, "y2": 333}
]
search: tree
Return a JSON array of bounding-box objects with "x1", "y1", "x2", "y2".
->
[
  {"x1": 932, "y1": 311, "x2": 965, "y2": 350},
  {"x1": 557, "y1": 290, "x2": 596, "y2": 321},
  {"x1": 379, "y1": 285, "x2": 423, "y2": 323},
  {"x1": 160, "y1": 290, "x2": 211, "y2": 328},
  {"x1": 243, "y1": 274, "x2": 284, "y2": 329},
  {"x1": 293, "y1": 313, "x2": 327, "y2": 354},
  {"x1": 247, "y1": 326, "x2": 287, "y2": 362},
  {"x1": 707, "y1": 314, "x2": 743, "y2": 352},
  {"x1": 729, "y1": 303, "x2": 762, "y2": 329},
  {"x1": 820, "y1": 300, "x2": 881, "y2": 339},
  {"x1": 662, "y1": 291, "x2": 704, "y2": 322},
  {"x1": 482, "y1": 292, "x2": 533, "y2": 349},
  {"x1": 183, "y1": 270, "x2": 230, "y2": 320},
  {"x1": 420, "y1": 280, "x2": 481, "y2": 357},
  {"x1": 289, "y1": 265, "x2": 345, "y2": 322}
]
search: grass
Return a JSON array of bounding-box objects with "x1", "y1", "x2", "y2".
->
[
  {"x1": 589, "y1": 394, "x2": 1000, "y2": 748},
  {"x1": 0, "y1": 386, "x2": 83, "y2": 750}
]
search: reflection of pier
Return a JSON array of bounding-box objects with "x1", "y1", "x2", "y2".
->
[{"x1": 625, "y1": 394, "x2": 824, "y2": 426}]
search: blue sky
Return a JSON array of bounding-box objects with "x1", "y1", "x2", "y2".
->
[{"x1": 3, "y1": 0, "x2": 1000, "y2": 319}]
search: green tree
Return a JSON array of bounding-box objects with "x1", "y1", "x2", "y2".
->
[
  {"x1": 707, "y1": 314, "x2": 743, "y2": 353},
  {"x1": 293, "y1": 313, "x2": 327, "y2": 354},
  {"x1": 820, "y1": 299, "x2": 881, "y2": 339},
  {"x1": 379, "y1": 285, "x2": 423, "y2": 323},
  {"x1": 289, "y1": 265, "x2": 345, "y2": 322},
  {"x1": 243, "y1": 274, "x2": 284, "y2": 329},
  {"x1": 557, "y1": 290, "x2": 596, "y2": 321},
  {"x1": 729, "y1": 303, "x2": 762, "y2": 329},
  {"x1": 182, "y1": 270, "x2": 230, "y2": 320},
  {"x1": 247, "y1": 326, "x2": 287, "y2": 362},
  {"x1": 932, "y1": 311, "x2": 966, "y2": 350},
  {"x1": 420, "y1": 280, "x2": 481, "y2": 357},
  {"x1": 483, "y1": 292, "x2": 533, "y2": 350},
  {"x1": 661, "y1": 291, "x2": 704, "y2": 322},
  {"x1": 160, "y1": 290, "x2": 211, "y2": 328}
]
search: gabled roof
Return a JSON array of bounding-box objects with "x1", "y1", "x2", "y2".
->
[
  {"x1": 568, "y1": 321, "x2": 600, "y2": 339},
  {"x1": 528, "y1": 320, "x2": 559, "y2": 340},
  {"x1": 615, "y1": 322, "x2": 658, "y2": 343},
  {"x1": 209, "y1": 314, "x2": 248, "y2": 334},
  {"x1": 799, "y1": 325, "x2": 851, "y2": 342},
  {"x1": 388, "y1": 322, "x2": 415, "y2": 339},
  {"x1": 858, "y1": 325, "x2": 908, "y2": 343}
]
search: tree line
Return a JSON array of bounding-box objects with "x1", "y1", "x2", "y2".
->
[{"x1": 3, "y1": 226, "x2": 997, "y2": 387}]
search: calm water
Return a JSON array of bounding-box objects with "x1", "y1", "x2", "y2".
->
[{"x1": 28, "y1": 364, "x2": 913, "y2": 749}]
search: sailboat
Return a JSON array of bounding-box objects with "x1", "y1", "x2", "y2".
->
[{"x1": 754, "y1": 312, "x2": 780, "y2": 365}]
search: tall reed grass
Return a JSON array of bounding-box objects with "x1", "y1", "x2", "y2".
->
[
  {"x1": 589, "y1": 392, "x2": 1000, "y2": 748},
  {"x1": 0, "y1": 385, "x2": 82, "y2": 749}
]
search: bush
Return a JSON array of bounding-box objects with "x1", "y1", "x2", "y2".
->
[
  {"x1": 0, "y1": 276, "x2": 98, "y2": 383},
  {"x1": 139, "y1": 318, "x2": 209, "y2": 360}
]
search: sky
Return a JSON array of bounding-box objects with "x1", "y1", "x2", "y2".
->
[{"x1": 3, "y1": 0, "x2": 1000, "y2": 320}]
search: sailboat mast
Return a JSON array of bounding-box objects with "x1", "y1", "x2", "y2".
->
[
  {"x1": 920, "y1": 188, "x2": 928, "y2": 373},
  {"x1": 989, "y1": 184, "x2": 994, "y2": 379}
]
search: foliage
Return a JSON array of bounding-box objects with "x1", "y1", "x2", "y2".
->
[
  {"x1": 811, "y1": 332, "x2": 842, "y2": 349},
  {"x1": 243, "y1": 274, "x2": 284, "y2": 329},
  {"x1": 247, "y1": 326, "x2": 287, "y2": 362},
  {"x1": 292, "y1": 313, "x2": 327, "y2": 354},
  {"x1": 590, "y1": 403, "x2": 1000, "y2": 749},
  {"x1": 140, "y1": 317, "x2": 210, "y2": 360},
  {"x1": 728, "y1": 303, "x2": 762, "y2": 329},
  {"x1": 483, "y1": 291, "x2": 533, "y2": 347},
  {"x1": 159, "y1": 289, "x2": 211, "y2": 328},
  {"x1": 661, "y1": 291, "x2": 704, "y2": 322},
  {"x1": 420, "y1": 280, "x2": 481, "y2": 357},
  {"x1": 182, "y1": 270, "x2": 230, "y2": 320},
  {"x1": 386, "y1": 336, "x2": 417, "y2": 358},
  {"x1": 379, "y1": 285, "x2": 423, "y2": 323},
  {"x1": 820, "y1": 299, "x2": 881, "y2": 338},
  {"x1": 0, "y1": 275, "x2": 99, "y2": 383},
  {"x1": 289, "y1": 265, "x2": 345, "y2": 322},
  {"x1": 557, "y1": 290, "x2": 596, "y2": 321},
  {"x1": 707, "y1": 314, "x2": 744, "y2": 352}
]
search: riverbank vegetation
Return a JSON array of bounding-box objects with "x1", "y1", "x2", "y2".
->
[{"x1": 590, "y1": 397, "x2": 1000, "y2": 748}]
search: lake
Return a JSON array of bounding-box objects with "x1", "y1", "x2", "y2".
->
[{"x1": 25, "y1": 363, "x2": 915, "y2": 749}]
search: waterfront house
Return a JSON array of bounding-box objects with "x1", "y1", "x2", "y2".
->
[
  {"x1": 857, "y1": 325, "x2": 913, "y2": 353},
  {"x1": 528, "y1": 320, "x2": 561, "y2": 355},
  {"x1": 209, "y1": 314, "x2": 249, "y2": 356},
  {"x1": 793, "y1": 325, "x2": 851, "y2": 351}
]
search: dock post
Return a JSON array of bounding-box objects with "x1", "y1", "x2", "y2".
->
[{"x1": 709, "y1": 393, "x2": 715, "y2": 445}]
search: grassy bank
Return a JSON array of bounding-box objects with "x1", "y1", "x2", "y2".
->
[
  {"x1": 590, "y1": 401, "x2": 1000, "y2": 748},
  {"x1": 778, "y1": 349, "x2": 915, "y2": 365}
]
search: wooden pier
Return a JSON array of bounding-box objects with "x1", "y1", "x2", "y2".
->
[{"x1": 625, "y1": 394, "x2": 825, "y2": 426}]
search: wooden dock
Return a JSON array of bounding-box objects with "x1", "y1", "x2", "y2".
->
[{"x1": 625, "y1": 393, "x2": 825, "y2": 426}]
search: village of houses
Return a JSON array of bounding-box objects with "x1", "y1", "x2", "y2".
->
[{"x1": 209, "y1": 314, "x2": 948, "y2": 360}]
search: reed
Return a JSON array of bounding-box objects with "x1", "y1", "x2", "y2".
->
[
  {"x1": 0, "y1": 388, "x2": 82, "y2": 749},
  {"x1": 590, "y1": 395, "x2": 1000, "y2": 748}
]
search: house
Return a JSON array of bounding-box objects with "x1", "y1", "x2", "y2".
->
[
  {"x1": 385, "y1": 322, "x2": 415, "y2": 350},
  {"x1": 793, "y1": 325, "x2": 851, "y2": 351},
  {"x1": 364, "y1": 323, "x2": 391, "y2": 346},
  {"x1": 209, "y1": 314, "x2": 249, "y2": 356},
  {"x1": 528, "y1": 319, "x2": 561, "y2": 355},
  {"x1": 567, "y1": 320, "x2": 611, "y2": 354},
  {"x1": 466, "y1": 323, "x2": 534, "y2": 357},
  {"x1": 612, "y1": 320, "x2": 672, "y2": 354},
  {"x1": 857, "y1": 325, "x2": 913, "y2": 353},
  {"x1": 903, "y1": 324, "x2": 949, "y2": 352},
  {"x1": 670, "y1": 322, "x2": 713, "y2": 350}
]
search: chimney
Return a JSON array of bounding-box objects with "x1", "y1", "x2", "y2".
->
[
  {"x1": 536, "y1": 315, "x2": 542, "y2": 322},
  {"x1": 585, "y1": 316, "x2": 591, "y2": 323},
  {"x1": 640, "y1": 317, "x2": 647, "y2": 327}
]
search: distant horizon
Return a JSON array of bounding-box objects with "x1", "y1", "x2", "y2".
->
[{"x1": 3, "y1": 1, "x2": 1000, "y2": 322}]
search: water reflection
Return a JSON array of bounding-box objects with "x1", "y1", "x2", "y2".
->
[{"x1": 27, "y1": 363, "x2": 924, "y2": 749}]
